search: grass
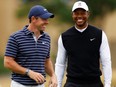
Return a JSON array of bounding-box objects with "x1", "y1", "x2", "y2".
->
[{"x1": 0, "y1": 58, "x2": 10, "y2": 75}]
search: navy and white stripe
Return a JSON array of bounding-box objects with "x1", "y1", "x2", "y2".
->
[{"x1": 5, "y1": 25, "x2": 50, "y2": 85}]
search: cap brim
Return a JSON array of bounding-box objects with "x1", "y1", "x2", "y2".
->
[
  {"x1": 72, "y1": 7, "x2": 88, "y2": 12},
  {"x1": 40, "y1": 13, "x2": 54, "y2": 19}
]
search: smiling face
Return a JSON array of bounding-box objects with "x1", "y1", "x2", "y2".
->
[
  {"x1": 72, "y1": 8, "x2": 89, "y2": 29},
  {"x1": 34, "y1": 17, "x2": 49, "y2": 31},
  {"x1": 30, "y1": 16, "x2": 49, "y2": 32}
]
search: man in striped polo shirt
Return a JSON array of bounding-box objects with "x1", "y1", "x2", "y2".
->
[{"x1": 4, "y1": 5, "x2": 57, "y2": 87}]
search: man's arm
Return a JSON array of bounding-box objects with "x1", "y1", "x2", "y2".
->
[
  {"x1": 100, "y1": 31, "x2": 112, "y2": 87},
  {"x1": 45, "y1": 58, "x2": 57, "y2": 87},
  {"x1": 55, "y1": 35, "x2": 67, "y2": 87},
  {"x1": 4, "y1": 56, "x2": 45, "y2": 84},
  {"x1": 4, "y1": 56, "x2": 27, "y2": 74}
]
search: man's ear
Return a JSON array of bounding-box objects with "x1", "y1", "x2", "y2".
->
[
  {"x1": 87, "y1": 11, "x2": 90, "y2": 17},
  {"x1": 31, "y1": 16, "x2": 36, "y2": 22}
]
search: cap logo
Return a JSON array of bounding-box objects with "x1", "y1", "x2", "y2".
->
[
  {"x1": 78, "y1": 2, "x2": 82, "y2": 6},
  {"x1": 44, "y1": 9, "x2": 47, "y2": 11}
]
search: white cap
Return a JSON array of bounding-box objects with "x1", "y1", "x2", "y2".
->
[{"x1": 72, "y1": 1, "x2": 89, "y2": 12}]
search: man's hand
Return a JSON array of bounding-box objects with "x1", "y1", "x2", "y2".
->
[
  {"x1": 28, "y1": 70, "x2": 46, "y2": 84},
  {"x1": 49, "y1": 74, "x2": 57, "y2": 87}
]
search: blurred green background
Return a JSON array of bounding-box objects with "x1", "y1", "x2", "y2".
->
[{"x1": 0, "y1": 0, "x2": 116, "y2": 86}]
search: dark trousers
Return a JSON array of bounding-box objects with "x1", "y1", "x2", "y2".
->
[{"x1": 64, "y1": 81, "x2": 103, "y2": 87}]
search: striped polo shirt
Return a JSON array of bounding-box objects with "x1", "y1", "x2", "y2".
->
[{"x1": 5, "y1": 25, "x2": 50, "y2": 85}]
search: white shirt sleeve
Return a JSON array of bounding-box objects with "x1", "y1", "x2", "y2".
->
[
  {"x1": 55, "y1": 35, "x2": 67, "y2": 87},
  {"x1": 100, "y1": 31, "x2": 112, "y2": 87}
]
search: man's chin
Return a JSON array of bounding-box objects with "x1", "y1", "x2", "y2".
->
[
  {"x1": 40, "y1": 28, "x2": 45, "y2": 31},
  {"x1": 76, "y1": 22, "x2": 87, "y2": 27},
  {"x1": 77, "y1": 24, "x2": 84, "y2": 27}
]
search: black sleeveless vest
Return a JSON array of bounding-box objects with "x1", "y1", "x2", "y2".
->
[{"x1": 62, "y1": 25, "x2": 102, "y2": 84}]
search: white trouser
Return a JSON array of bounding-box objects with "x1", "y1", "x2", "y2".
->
[{"x1": 11, "y1": 80, "x2": 44, "y2": 87}]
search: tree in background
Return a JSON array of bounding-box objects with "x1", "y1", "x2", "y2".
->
[
  {"x1": 83, "y1": 0, "x2": 116, "y2": 20},
  {"x1": 16, "y1": 0, "x2": 116, "y2": 23}
]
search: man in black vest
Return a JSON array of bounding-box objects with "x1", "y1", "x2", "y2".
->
[{"x1": 55, "y1": 1, "x2": 112, "y2": 87}]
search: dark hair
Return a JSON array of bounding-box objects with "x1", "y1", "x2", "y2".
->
[
  {"x1": 29, "y1": 16, "x2": 39, "y2": 23},
  {"x1": 29, "y1": 18, "x2": 31, "y2": 23}
]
